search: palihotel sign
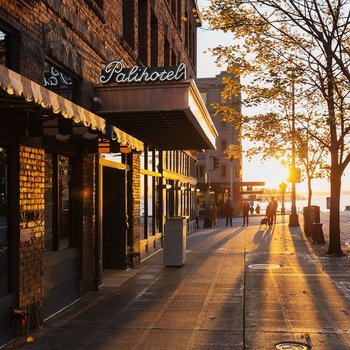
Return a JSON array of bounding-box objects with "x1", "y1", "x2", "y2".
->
[{"x1": 99, "y1": 60, "x2": 186, "y2": 84}]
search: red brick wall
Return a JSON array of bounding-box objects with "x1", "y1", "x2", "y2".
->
[
  {"x1": 0, "y1": 0, "x2": 198, "y2": 107},
  {"x1": 18, "y1": 146, "x2": 45, "y2": 329}
]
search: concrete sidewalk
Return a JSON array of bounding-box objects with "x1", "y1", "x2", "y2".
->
[
  {"x1": 5, "y1": 216, "x2": 350, "y2": 350},
  {"x1": 320, "y1": 211, "x2": 350, "y2": 254}
]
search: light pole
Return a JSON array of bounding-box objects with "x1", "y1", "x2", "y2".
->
[
  {"x1": 279, "y1": 182, "x2": 287, "y2": 215},
  {"x1": 289, "y1": 77, "x2": 300, "y2": 227}
]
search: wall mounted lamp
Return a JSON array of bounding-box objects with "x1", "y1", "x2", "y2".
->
[{"x1": 120, "y1": 143, "x2": 132, "y2": 154}]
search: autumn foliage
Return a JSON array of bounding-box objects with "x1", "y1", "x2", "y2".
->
[{"x1": 204, "y1": 0, "x2": 350, "y2": 255}]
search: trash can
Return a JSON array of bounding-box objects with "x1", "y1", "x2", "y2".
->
[
  {"x1": 303, "y1": 205, "x2": 320, "y2": 236},
  {"x1": 312, "y1": 223, "x2": 325, "y2": 244},
  {"x1": 163, "y1": 216, "x2": 186, "y2": 266}
]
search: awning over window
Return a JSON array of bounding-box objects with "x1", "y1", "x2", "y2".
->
[
  {"x1": 94, "y1": 79, "x2": 218, "y2": 150},
  {"x1": 0, "y1": 64, "x2": 144, "y2": 152},
  {"x1": 112, "y1": 126, "x2": 144, "y2": 152},
  {"x1": 0, "y1": 64, "x2": 105, "y2": 131}
]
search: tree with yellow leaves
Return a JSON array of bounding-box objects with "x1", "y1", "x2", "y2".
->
[{"x1": 204, "y1": 0, "x2": 350, "y2": 255}]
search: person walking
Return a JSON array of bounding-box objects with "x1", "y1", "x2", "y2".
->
[
  {"x1": 255, "y1": 204, "x2": 261, "y2": 214},
  {"x1": 241, "y1": 198, "x2": 250, "y2": 226},
  {"x1": 271, "y1": 196, "x2": 278, "y2": 224},
  {"x1": 195, "y1": 205, "x2": 200, "y2": 229},
  {"x1": 266, "y1": 201, "x2": 274, "y2": 228},
  {"x1": 208, "y1": 203, "x2": 218, "y2": 228},
  {"x1": 225, "y1": 196, "x2": 234, "y2": 227}
]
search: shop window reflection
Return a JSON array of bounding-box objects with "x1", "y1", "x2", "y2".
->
[
  {"x1": 43, "y1": 62, "x2": 77, "y2": 102},
  {"x1": 0, "y1": 31, "x2": 6, "y2": 66},
  {"x1": 58, "y1": 155, "x2": 71, "y2": 248},
  {"x1": 0, "y1": 147, "x2": 8, "y2": 296},
  {"x1": 140, "y1": 174, "x2": 145, "y2": 239},
  {"x1": 155, "y1": 177, "x2": 161, "y2": 233},
  {"x1": 147, "y1": 175, "x2": 154, "y2": 235},
  {"x1": 44, "y1": 154, "x2": 72, "y2": 251}
]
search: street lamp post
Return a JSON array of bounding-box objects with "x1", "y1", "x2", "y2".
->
[
  {"x1": 279, "y1": 182, "x2": 287, "y2": 215},
  {"x1": 289, "y1": 77, "x2": 300, "y2": 227}
]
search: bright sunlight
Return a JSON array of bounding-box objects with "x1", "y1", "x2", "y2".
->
[{"x1": 243, "y1": 157, "x2": 289, "y2": 189}]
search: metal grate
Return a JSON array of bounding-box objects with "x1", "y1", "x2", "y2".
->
[
  {"x1": 275, "y1": 341, "x2": 311, "y2": 349},
  {"x1": 248, "y1": 263, "x2": 281, "y2": 270}
]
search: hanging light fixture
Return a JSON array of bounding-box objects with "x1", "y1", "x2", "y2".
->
[{"x1": 120, "y1": 143, "x2": 132, "y2": 154}]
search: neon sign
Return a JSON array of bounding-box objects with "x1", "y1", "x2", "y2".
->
[
  {"x1": 44, "y1": 66, "x2": 73, "y2": 87},
  {"x1": 99, "y1": 60, "x2": 186, "y2": 84}
]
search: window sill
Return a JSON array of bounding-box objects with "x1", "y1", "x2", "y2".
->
[
  {"x1": 84, "y1": 0, "x2": 105, "y2": 23},
  {"x1": 18, "y1": 0, "x2": 37, "y2": 9}
]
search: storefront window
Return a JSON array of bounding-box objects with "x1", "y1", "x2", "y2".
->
[
  {"x1": 0, "y1": 21, "x2": 18, "y2": 70},
  {"x1": 183, "y1": 184, "x2": 188, "y2": 216},
  {"x1": 155, "y1": 177, "x2": 161, "y2": 233},
  {"x1": 140, "y1": 151, "x2": 146, "y2": 169},
  {"x1": 58, "y1": 155, "x2": 71, "y2": 248},
  {"x1": 140, "y1": 174, "x2": 145, "y2": 239},
  {"x1": 166, "y1": 180, "x2": 174, "y2": 218},
  {"x1": 0, "y1": 31, "x2": 6, "y2": 66},
  {"x1": 179, "y1": 185, "x2": 183, "y2": 216},
  {"x1": 0, "y1": 148, "x2": 8, "y2": 296},
  {"x1": 44, "y1": 154, "x2": 72, "y2": 251},
  {"x1": 148, "y1": 149, "x2": 154, "y2": 171},
  {"x1": 43, "y1": 62, "x2": 77, "y2": 102},
  {"x1": 147, "y1": 176, "x2": 154, "y2": 235}
]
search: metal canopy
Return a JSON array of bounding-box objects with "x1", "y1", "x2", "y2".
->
[{"x1": 94, "y1": 79, "x2": 217, "y2": 150}]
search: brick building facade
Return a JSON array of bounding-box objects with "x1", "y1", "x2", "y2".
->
[{"x1": 0, "y1": 0, "x2": 217, "y2": 345}]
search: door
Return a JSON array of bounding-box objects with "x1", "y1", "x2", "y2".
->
[
  {"x1": 42, "y1": 154, "x2": 79, "y2": 320},
  {"x1": 0, "y1": 147, "x2": 16, "y2": 346},
  {"x1": 102, "y1": 167, "x2": 127, "y2": 269}
]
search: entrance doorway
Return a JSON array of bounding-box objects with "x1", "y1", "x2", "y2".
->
[
  {"x1": 102, "y1": 166, "x2": 127, "y2": 270},
  {"x1": 0, "y1": 147, "x2": 16, "y2": 346}
]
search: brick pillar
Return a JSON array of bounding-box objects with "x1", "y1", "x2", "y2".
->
[
  {"x1": 18, "y1": 146, "x2": 45, "y2": 332},
  {"x1": 128, "y1": 152, "x2": 141, "y2": 266}
]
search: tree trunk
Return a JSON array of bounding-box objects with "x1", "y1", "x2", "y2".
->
[
  {"x1": 307, "y1": 176, "x2": 312, "y2": 207},
  {"x1": 327, "y1": 165, "x2": 343, "y2": 255},
  {"x1": 326, "y1": 55, "x2": 343, "y2": 256}
]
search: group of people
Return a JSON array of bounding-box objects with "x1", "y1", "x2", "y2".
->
[
  {"x1": 201, "y1": 196, "x2": 278, "y2": 229},
  {"x1": 241, "y1": 196, "x2": 278, "y2": 227},
  {"x1": 206, "y1": 196, "x2": 234, "y2": 228}
]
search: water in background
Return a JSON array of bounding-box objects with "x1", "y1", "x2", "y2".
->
[{"x1": 256, "y1": 192, "x2": 350, "y2": 213}]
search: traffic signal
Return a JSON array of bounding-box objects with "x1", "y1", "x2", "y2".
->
[
  {"x1": 213, "y1": 157, "x2": 219, "y2": 169},
  {"x1": 287, "y1": 167, "x2": 301, "y2": 183}
]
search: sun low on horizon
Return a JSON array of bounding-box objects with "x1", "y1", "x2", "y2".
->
[
  {"x1": 243, "y1": 158, "x2": 289, "y2": 190},
  {"x1": 243, "y1": 157, "x2": 337, "y2": 193}
]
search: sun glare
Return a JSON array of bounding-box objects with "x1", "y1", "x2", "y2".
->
[{"x1": 244, "y1": 158, "x2": 289, "y2": 189}]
